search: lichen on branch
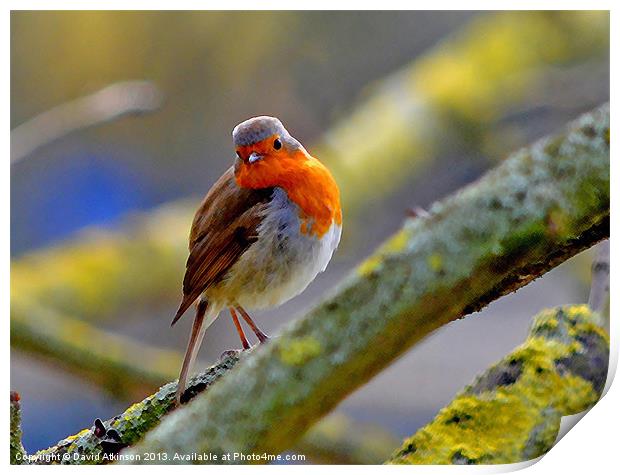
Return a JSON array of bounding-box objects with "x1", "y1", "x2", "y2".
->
[{"x1": 387, "y1": 304, "x2": 609, "y2": 464}]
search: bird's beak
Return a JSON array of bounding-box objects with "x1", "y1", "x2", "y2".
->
[{"x1": 248, "y1": 152, "x2": 263, "y2": 164}]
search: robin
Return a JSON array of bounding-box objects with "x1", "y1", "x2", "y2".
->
[{"x1": 172, "y1": 116, "x2": 342, "y2": 404}]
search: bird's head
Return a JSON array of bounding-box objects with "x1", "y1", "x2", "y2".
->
[
  {"x1": 232, "y1": 116, "x2": 310, "y2": 189},
  {"x1": 232, "y1": 115, "x2": 341, "y2": 234}
]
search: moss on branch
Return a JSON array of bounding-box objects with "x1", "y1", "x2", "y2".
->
[
  {"x1": 115, "y1": 104, "x2": 608, "y2": 463},
  {"x1": 387, "y1": 304, "x2": 609, "y2": 464}
]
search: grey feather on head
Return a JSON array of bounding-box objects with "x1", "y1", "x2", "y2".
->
[{"x1": 232, "y1": 116, "x2": 289, "y2": 147}]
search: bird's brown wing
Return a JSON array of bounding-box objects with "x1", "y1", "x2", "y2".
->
[{"x1": 171, "y1": 167, "x2": 273, "y2": 325}]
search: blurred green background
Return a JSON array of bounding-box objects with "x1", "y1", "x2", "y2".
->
[{"x1": 10, "y1": 11, "x2": 609, "y2": 458}]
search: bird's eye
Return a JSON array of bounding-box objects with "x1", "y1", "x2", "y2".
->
[{"x1": 273, "y1": 138, "x2": 282, "y2": 150}]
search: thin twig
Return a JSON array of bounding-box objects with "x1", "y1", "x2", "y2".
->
[{"x1": 11, "y1": 81, "x2": 163, "y2": 163}]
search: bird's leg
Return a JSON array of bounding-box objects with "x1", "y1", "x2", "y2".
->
[
  {"x1": 236, "y1": 306, "x2": 269, "y2": 343},
  {"x1": 229, "y1": 307, "x2": 251, "y2": 350}
]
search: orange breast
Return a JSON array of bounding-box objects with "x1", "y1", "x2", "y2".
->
[{"x1": 235, "y1": 150, "x2": 342, "y2": 237}]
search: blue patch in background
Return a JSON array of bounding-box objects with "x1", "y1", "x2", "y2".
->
[{"x1": 11, "y1": 148, "x2": 152, "y2": 255}]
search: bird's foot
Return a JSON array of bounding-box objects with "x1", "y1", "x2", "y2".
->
[
  {"x1": 92, "y1": 418, "x2": 129, "y2": 455},
  {"x1": 256, "y1": 331, "x2": 270, "y2": 344}
]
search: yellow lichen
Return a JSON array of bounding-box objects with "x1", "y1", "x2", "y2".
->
[
  {"x1": 357, "y1": 229, "x2": 409, "y2": 276},
  {"x1": 279, "y1": 336, "x2": 322, "y2": 366},
  {"x1": 427, "y1": 253, "x2": 443, "y2": 273},
  {"x1": 124, "y1": 401, "x2": 147, "y2": 418},
  {"x1": 64, "y1": 428, "x2": 91, "y2": 443}
]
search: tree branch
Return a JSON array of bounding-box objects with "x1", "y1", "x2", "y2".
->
[
  {"x1": 387, "y1": 304, "x2": 609, "y2": 464},
  {"x1": 388, "y1": 232, "x2": 611, "y2": 465},
  {"x1": 320, "y1": 11, "x2": 609, "y2": 213},
  {"x1": 11, "y1": 301, "x2": 180, "y2": 400},
  {"x1": 10, "y1": 392, "x2": 27, "y2": 465},
  {"x1": 115, "y1": 103, "x2": 608, "y2": 463}
]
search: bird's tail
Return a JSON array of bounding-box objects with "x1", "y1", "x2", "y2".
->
[
  {"x1": 175, "y1": 300, "x2": 218, "y2": 405},
  {"x1": 171, "y1": 294, "x2": 197, "y2": 327}
]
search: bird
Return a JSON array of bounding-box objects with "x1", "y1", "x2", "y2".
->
[{"x1": 172, "y1": 116, "x2": 342, "y2": 404}]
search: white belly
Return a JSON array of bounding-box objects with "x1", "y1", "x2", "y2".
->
[{"x1": 205, "y1": 188, "x2": 341, "y2": 312}]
